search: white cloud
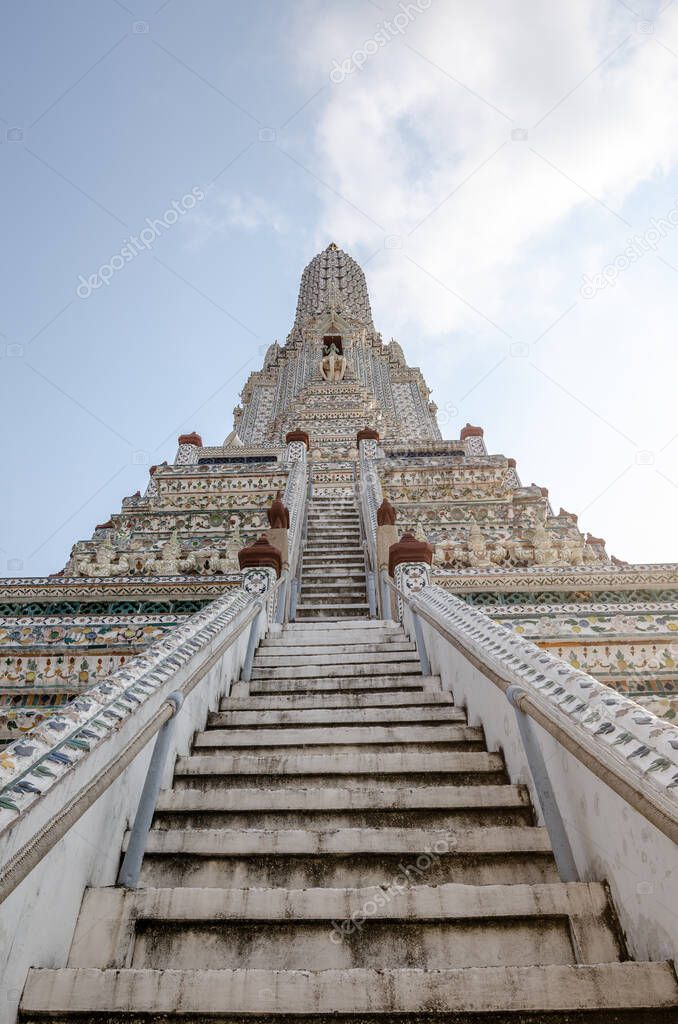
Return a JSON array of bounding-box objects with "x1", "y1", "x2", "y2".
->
[
  {"x1": 284, "y1": 0, "x2": 678, "y2": 560},
  {"x1": 288, "y1": 0, "x2": 678, "y2": 336},
  {"x1": 187, "y1": 192, "x2": 287, "y2": 246}
]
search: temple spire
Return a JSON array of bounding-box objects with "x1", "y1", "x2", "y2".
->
[{"x1": 293, "y1": 243, "x2": 374, "y2": 330}]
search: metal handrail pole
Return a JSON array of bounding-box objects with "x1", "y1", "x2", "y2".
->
[
  {"x1": 240, "y1": 599, "x2": 266, "y2": 683},
  {"x1": 380, "y1": 568, "x2": 390, "y2": 621},
  {"x1": 410, "y1": 607, "x2": 431, "y2": 676},
  {"x1": 275, "y1": 570, "x2": 288, "y2": 624},
  {"x1": 366, "y1": 568, "x2": 377, "y2": 618},
  {"x1": 288, "y1": 464, "x2": 312, "y2": 622},
  {"x1": 506, "y1": 684, "x2": 579, "y2": 882},
  {"x1": 117, "y1": 691, "x2": 184, "y2": 887},
  {"x1": 355, "y1": 472, "x2": 379, "y2": 619},
  {"x1": 289, "y1": 579, "x2": 299, "y2": 621}
]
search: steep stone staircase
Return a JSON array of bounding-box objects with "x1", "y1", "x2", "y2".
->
[
  {"x1": 295, "y1": 493, "x2": 369, "y2": 619},
  {"x1": 20, "y1": 618, "x2": 678, "y2": 1017}
]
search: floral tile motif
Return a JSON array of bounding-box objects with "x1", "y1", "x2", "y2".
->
[
  {"x1": 418, "y1": 585, "x2": 678, "y2": 799},
  {"x1": 0, "y1": 588, "x2": 253, "y2": 828}
]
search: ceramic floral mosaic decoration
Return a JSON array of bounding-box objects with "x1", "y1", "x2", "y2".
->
[{"x1": 1, "y1": 242, "x2": 677, "y2": 740}]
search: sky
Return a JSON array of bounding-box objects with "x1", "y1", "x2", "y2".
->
[{"x1": 1, "y1": 0, "x2": 677, "y2": 576}]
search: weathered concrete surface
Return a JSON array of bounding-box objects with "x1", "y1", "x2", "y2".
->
[{"x1": 22, "y1": 963, "x2": 678, "y2": 1017}]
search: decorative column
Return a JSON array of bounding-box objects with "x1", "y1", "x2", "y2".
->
[
  {"x1": 238, "y1": 535, "x2": 283, "y2": 621},
  {"x1": 376, "y1": 498, "x2": 398, "y2": 617},
  {"x1": 266, "y1": 491, "x2": 290, "y2": 572},
  {"x1": 460, "y1": 423, "x2": 486, "y2": 456},
  {"x1": 285, "y1": 430, "x2": 310, "y2": 464},
  {"x1": 174, "y1": 432, "x2": 203, "y2": 466},
  {"x1": 388, "y1": 532, "x2": 433, "y2": 620},
  {"x1": 357, "y1": 426, "x2": 379, "y2": 461}
]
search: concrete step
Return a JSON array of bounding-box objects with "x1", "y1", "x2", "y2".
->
[
  {"x1": 300, "y1": 583, "x2": 367, "y2": 597},
  {"x1": 154, "y1": 784, "x2": 533, "y2": 829},
  {"x1": 301, "y1": 568, "x2": 366, "y2": 580},
  {"x1": 304, "y1": 542, "x2": 362, "y2": 549},
  {"x1": 208, "y1": 705, "x2": 464, "y2": 727},
  {"x1": 249, "y1": 674, "x2": 432, "y2": 695},
  {"x1": 133, "y1": 826, "x2": 557, "y2": 888},
  {"x1": 295, "y1": 607, "x2": 370, "y2": 619},
  {"x1": 267, "y1": 623, "x2": 402, "y2": 636},
  {"x1": 261, "y1": 631, "x2": 405, "y2": 648},
  {"x1": 306, "y1": 522, "x2": 360, "y2": 527},
  {"x1": 305, "y1": 540, "x2": 361, "y2": 548},
  {"x1": 132, "y1": 825, "x2": 553, "y2": 856},
  {"x1": 23, "y1": 963, "x2": 678, "y2": 1019},
  {"x1": 252, "y1": 650, "x2": 419, "y2": 668},
  {"x1": 284, "y1": 620, "x2": 393, "y2": 630},
  {"x1": 219, "y1": 691, "x2": 454, "y2": 711},
  {"x1": 295, "y1": 600, "x2": 370, "y2": 610},
  {"x1": 304, "y1": 545, "x2": 363, "y2": 554},
  {"x1": 302, "y1": 557, "x2": 365, "y2": 566},
  {"x1": 249, "y1": 660, "x2": 423, "y2": 680},
  {"x1": 294, "y1": 601, "x2": 370, "y2": 610},
  {"x1": 258, "y1": 640, "x2": 414, "y2": 655},
  {"x1": 307, "y1": 512, "x2": 359, "y2": 518},
  {"x1": 307, "y1": 528, "x2": 360, "y2": 536},
  {"x1": 173, "y1": 750, "x2": 509, "y2": 790},
  {"x1": 193, "y1": 723, "x2": 485, "y2": 754},
  {"x1": 67, "y1": 882, "x2": 621, "y2": 971}
]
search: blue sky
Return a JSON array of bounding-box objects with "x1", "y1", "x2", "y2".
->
[{"x1": 1, "y1": 0, "x2": 677, "y2": 575}]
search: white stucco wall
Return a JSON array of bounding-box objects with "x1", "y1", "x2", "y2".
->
[
  {"x1": 0, "y1": 614, "x2": 259, "y2": 1024},
  {"x1": 414, "y1": 612, "x2": 678, "y2": 963}
]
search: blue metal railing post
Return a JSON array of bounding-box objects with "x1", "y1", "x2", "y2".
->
[
  {"x1": 410, "y1": 605, "x2": 431, "y2": 676},
  {"x1": 275, "y1": 572, "x2": 288, "y2": 624},
  {"x1": 116, "y1": 690, "x2": 184, "y2": 888},
  {"x1": 506, "y1": 684, "x2": 579, "y2": 882},
  {"x1": 366, "y1": 570, "x2": 377, "y2": 618},
  {"x1": 241, "y1": 600, "x2": 265, "y2": 683},
  {"x1": 380, "y1": 569, "x2": 390, "y2": 621}
]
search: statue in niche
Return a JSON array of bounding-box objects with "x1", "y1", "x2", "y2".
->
[{"x1": 320, "y1": 339, "x2": 347, "y2": 382}]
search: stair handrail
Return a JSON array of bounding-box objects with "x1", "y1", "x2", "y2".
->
[
  {"x1": 282, "y1": 448, "x2": 308, "y2": 581},
  {"x1": 356, "y1": 448, "x2": 383, "y2": 615},
  {"x1": 287, "y1": 460, "x2": 313, "y2": 621},
  {"x1": 385, "y1": 574, "x2": 678, "y2": 843},
  {"x1": 356, "y1": 468, "x2": 376, "y2": 614},
  {"x1": 0, "y1": 576, "x2": 284, "y2": 903}
]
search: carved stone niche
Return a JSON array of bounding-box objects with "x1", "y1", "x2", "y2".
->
[
  {"x1": 357, "y1": 427, "x2": 380, "y2": 444},
  {"x1": 238, "y1": 535, "x2": 283, "y2": 577},
  {"x1": 323, "y1": 334, "x2": 343, "y2": 355}
]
